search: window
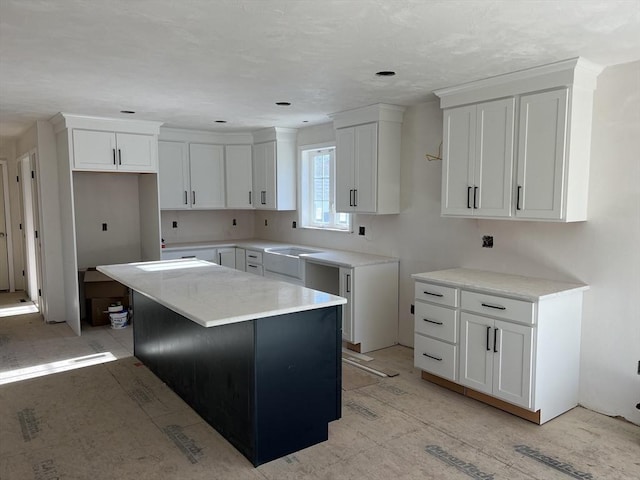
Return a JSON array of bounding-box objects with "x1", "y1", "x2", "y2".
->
[{"x1": 300, "y1": 146, "x2": 350, "y2": 231}]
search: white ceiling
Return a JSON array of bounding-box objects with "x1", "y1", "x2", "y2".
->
[{"x1": 1, "y1": 0, "x2": 639, "y2": 137}]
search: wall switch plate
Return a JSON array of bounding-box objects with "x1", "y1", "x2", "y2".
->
[
  {"x1": 359, "y1": 226, "x2": 365, "y2": 236},
  {"x1": 482, "y1": 235, "x2": 494, "y2": 248},
  {"x1": 102, "y1": 223, "x2": 107, "y2": 231},
  {"x1": 172, "y1": 221, "x2": 178, "y2": 228},
  {"x1": 410, "y1": 304, "x2": 414, "y2": 314},
  {"x1": 292, "y1": 221, "x2": 297, "y2": 228}
]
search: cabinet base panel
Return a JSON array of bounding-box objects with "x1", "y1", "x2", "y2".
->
[
  {"x1": 344, "y1": 341, "x2": 362, "y2": 353},
  {"x1": 420, "y1": 370, "x2": 541, "y2": 424}
]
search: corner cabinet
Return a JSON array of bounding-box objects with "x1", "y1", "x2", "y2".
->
[
  {"x1": 158, "y1": 141, "x2": 225, "y2": 209},
  {"x1": 412, "y1": 268, "x2": 588, "y2": 424},
  {"x1": 252, "y1": 127, "x2": 297, "y2": 211},
  {"x1": 331, "y1": 103, "x2": 405, "y2": 214},
  {"x1": 436, "y1": 57, "x2": 603, "y2": 222}
]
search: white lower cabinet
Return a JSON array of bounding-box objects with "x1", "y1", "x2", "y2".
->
[
  {"x1": 245, "y1": 249, "x2": 264, "y2": 275},
  {"x1": 413, "y1": 269, "x2": 587, "y2": 424},
  {"x1": 459, "y1": 312, "x2": 533, "y2": 408},
  {"x1": 217, "y1": 247, "x2": 236, "y2": 268}
]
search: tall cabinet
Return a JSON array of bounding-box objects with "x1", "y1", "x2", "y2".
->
[
  {"x1": 435, "y1": 57, "x2": 603, "y2": 222},
  {"x1": 51, "y1": 113, "x2": 163, "y2": 335},
  {"x1": 331, "y1": 104, "x2": 405, "y2": 214}
]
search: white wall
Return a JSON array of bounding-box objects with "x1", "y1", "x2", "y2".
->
[
  {"x1": 256, "y1": 61, "x2": 640, "y2": 424},
  {"x1": 161, "y1": 209, "x2": 255, "y2": 244}
]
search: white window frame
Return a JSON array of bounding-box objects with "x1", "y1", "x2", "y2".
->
[{"x1": 299, "y1": 143, "x2": 351, "y2": 232}]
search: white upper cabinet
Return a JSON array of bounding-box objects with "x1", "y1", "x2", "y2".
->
[
  {"x1": 225, "y1": 144, "x2": 253, "y2": 209},
  {"x1": 59, "y1": 115, "x2": 161, "y2": 173},
  {"x1": 252, "y1": 127, "x2": 297, "y2": 211},
  {"x1": 441, "y1": 98, "x2": 514, "y2": 217},
  {"x1": 436, "y1": 57, "x2": 603, "y2": 222},
  {"x1": 158, "y1": 141, "x2": 189, "y2": 209},
  {"x1": 158, "y1": 141, "x2": 225, "y2": 210},
  {"x1": 331, "y1": 104, "x2": 404, "y2": 214},
  {"x1": 515, "y1": 88, "x2": 568, "y2": 220}
]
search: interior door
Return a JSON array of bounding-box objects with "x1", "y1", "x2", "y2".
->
[
  {"x1": 0, "y1": 161, "x2": 10, "y2": 290},
  {"x1": 19, "y1": 155, "x2": 39, "y2": 304}
]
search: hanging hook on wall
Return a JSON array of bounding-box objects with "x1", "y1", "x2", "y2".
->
[{"x1": 425, "y1": 141, "x2": 443, "y2": 161}]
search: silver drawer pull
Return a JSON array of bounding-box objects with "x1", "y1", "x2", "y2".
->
[
  {"x1": 423, "y1": 318, "x2": 443, "y2": 325},
  {"x1": 422, "y1": 353, "x2": 442, "y2": 361},
  {"x1": 423, "y1": 291, "x2": 444, "y2": 298},
  {"x1": 481, "y1": 302, "x2": 506, "y2": 311}
]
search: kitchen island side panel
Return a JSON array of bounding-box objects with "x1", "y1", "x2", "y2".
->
[
  {"x1": 132, "y1": 291, "x2": 342, "y2": 466},
  {"x1": 254, "y1": 305, "x2": 342, "y2": 465}
]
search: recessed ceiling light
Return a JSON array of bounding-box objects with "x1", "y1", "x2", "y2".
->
[
  {"x1": 302, "y1": 120, "x2": 309, "y2": 123},
  {"x1": 120, "y1": 110, "x2": 135, "y2": 114},
  {"x1": 375, "y1": 71, "x2": 396, "y2": 77},
  {"x1": 275, "y1": 102, "x2": 291, "y2": 106},
  {"x1": 215, "y1": 120, "x2": 227, "y2": 123}
]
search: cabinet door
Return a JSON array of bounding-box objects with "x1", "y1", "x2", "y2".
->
[
  {"x1": 475, "y1": 98, "x2": 515, "y2": 217},
  {"x1": 516, "y1": 88, "x2": 568, "y2": 220},
  {"x1": 72, "y1": 129, "x2": 117, "y2": 171},
  {"x1": 335, "y1": 127, "x2": 355, "y2": 212},
  {"x1": 116, "y1": 133, "x2": 156, "y2": 172},
  {"x1": 339, "y1": 267, "x2": 354, "y2": 342},
  {"x1": 353, "y1": 122, "x2": 378, "y2": 213},
  {"x1": 459, "y1": 312, "x2": 493, "y2": 395},
  {"x1": 252, "y1": 142, "x2": 271, "y2": 209},
  {"x1": 189, "y1": 144, "x2": 225, "y2": 209},
  {"x1": 217, "y1": 248, "x2": 236, "y2": 268},
  {"x1": 225, "y1": 145, "x2": 253, "y2": 208},
  {"x1": 493, "y1": 320, "x2": 533, "y2": 408},
  {"x1": 158, "y1": 141, "x2": 190, "y2": 209},
  {"x1": 263, "y1": 141, "x2": 277, "y2": 209},
  {"x1": 441, "y1": 106, "x2": 476, "y2": 215}
]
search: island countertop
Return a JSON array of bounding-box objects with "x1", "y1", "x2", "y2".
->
[{"x1": 98, "y1": 259, "x2": 346, "y2": 328}]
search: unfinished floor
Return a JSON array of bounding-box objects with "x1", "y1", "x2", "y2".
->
[{"x1": 0, "y1": 313, "x2": 638, "y2": 480}]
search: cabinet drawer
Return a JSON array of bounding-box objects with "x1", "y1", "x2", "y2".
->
[
  {"x1": 161, "y1": 248, "x2": 217, "y2": 261},
  {"x1": 414, "y1": 335, "x2": 457, "y2": 381},
  {"x1": 246, "y1": 263, "x2": 263, "y2": 276},
  {"x1": 415, "y1": 282, "x2": 458, "y2": 307},
  {"x1": 245, "y1": 250, "x2": 263, "y2": 265},
  {"x1": 414, "y1": 301, "x2": 458, "y2": 343},
  {"x1": 461, "y1": 291, "x2": 534, "y2": 325}
]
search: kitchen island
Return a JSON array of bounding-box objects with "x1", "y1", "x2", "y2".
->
[{"x1": 98, "y1": 259, "x2": 346, "y2": 466}]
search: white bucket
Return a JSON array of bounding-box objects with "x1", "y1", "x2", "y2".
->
[{"x1": 109, "y1": 311, "x2": 128, "y2": 329}]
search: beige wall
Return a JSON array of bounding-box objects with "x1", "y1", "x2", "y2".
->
[{"x1": 253, "y1": 60, "x2": 640, "y2": 424}]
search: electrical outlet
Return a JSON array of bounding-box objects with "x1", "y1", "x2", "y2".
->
[
  {"x1": 482, "y1": 235, "x2": 494, "y2": 248},
  {"x1": 264, "y1": 219, "x2": 268, "y2": 226},
  {"x1": 172, "y1": 221, "x2": 178, "y2": 228},
  {"x1": 358, "y1": 226, "x2": 365, "y2": 236},
  {"x1": 232, "y1": 218, "x2": 237, "y2": 226},
  {"x1": 102, "y1": 223, "x2": 107, "y2": 231},
  {"x1": 637, "y1": 360, "x2": 640, "y2": 375},
  {"x1": 292, "y1": 221, "x2": 297, "y2": 228},
  {"x1": 410, "y1": 304, "x2": 414, "y2": 314}
]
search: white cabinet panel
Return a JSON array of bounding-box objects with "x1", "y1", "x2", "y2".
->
[
  {"x1": 189, "y1": 144, "x2": 225, "y2": 209},
  {"x1": 516, "y1": 88, "x2": 568, "y2": 220},
  {"x1": 72, "y1": 129, "x2": 155, "y2": 172},
  {"x1": 158, "y1": 141, "x2": 189, "y2": 209},
  {"x1": 414, "y1": 335, "x2": 458, "y2": 382},
  {"x1": 442, "y1": 106, "x2": 475, "y2": 215},
  {"x1": 335, "y1": 127, "x2": 355, "y2": 212},
  {"x1": 339, "y1": 267, "x2": 354, "y2": 343},
  {"x1": 493, "y1": 320, "x2": 533, "y2": 408},
  {"x1": 459, "y1": 312, "x2": 494, "y2": 395},
  {"x1": 225, "y1": 145, "x2": 253, "y2": 209}
]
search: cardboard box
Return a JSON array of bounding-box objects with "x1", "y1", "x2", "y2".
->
[
  {"x1": 88, "y1": 297, "x2": 130, "y2": 326},
  {"x1": 84, "y1": 270, "x2": 129, "y2": 298}
]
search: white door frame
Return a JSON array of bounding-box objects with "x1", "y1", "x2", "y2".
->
[{"x1": 0, "y1": 159, "x2": 15, "y2": 291}]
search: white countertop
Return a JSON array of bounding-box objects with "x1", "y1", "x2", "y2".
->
[
  {"x1": 98, "y1": 259, "x2": 346, "y2": 328},
  {"x1": 412, "y1": 268, "x2": 588, "y2": 301},
  {"x1": 163, "y1": 239, "x2": 399, "y2": 268}
]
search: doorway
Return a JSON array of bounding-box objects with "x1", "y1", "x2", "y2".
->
[
  {"x1": 0, "y1": 159, "x2": 14, "y2": 292},
  {"x1": 18, "y1": 152, "x2": 42, "y2": 308}
]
